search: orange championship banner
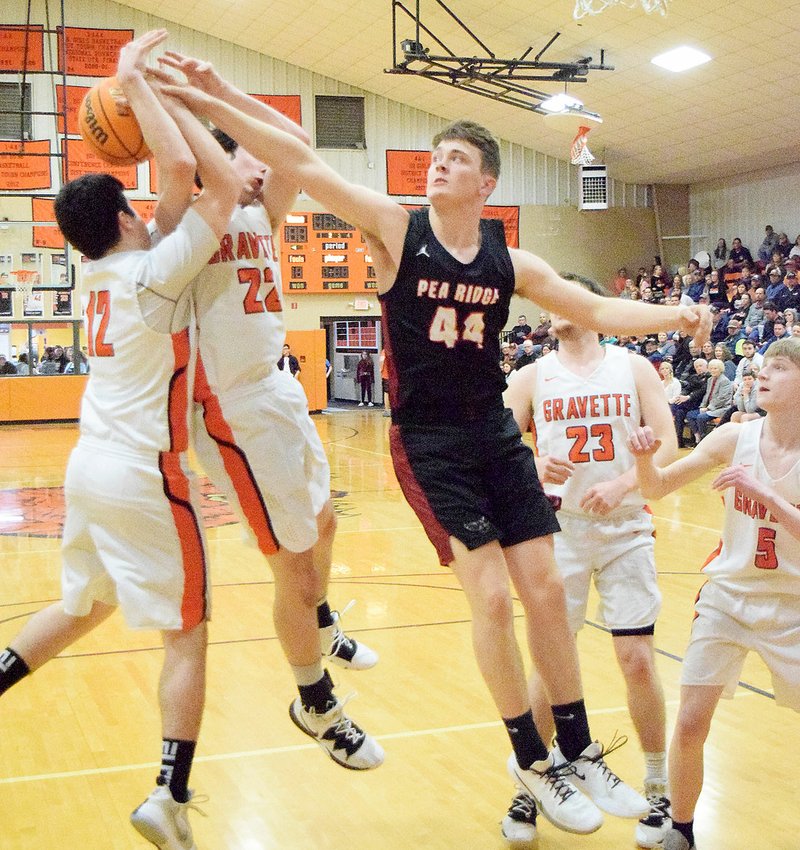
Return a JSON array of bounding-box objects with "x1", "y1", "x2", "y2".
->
[
  {"x1": 32, "y1": 197, "x2": 64, "y2": 249},
  {"x1": 0, "y1": 140, "x2": 51, "y2": 190},
  {"x1": 57, "y1": 27, "x2": 133, "y2": 76},
  {"x1": 63, "y1": 138, "x2": 138, "y2": 189},
  {"x1": 56, "y1": 85, "x2": 90, "y2": 136},
  {"x1": 386, "y1": 149, "x2": 430, "y2": 196},
  {"x1": 0, "y1": 24, "x2": 44, "y2": 72},
  {"x1": 130, "y1": 199, "x2": 157, "y2": 222},
  {"x1": 248, "y1": 94, "x2": 302, "y2": 127},
  {"x1": 280, "y1": 212, "x2": 376, "y2": 294},
  {"x1": 402, "y1": 202, "x2": 520, "y2": 249}
]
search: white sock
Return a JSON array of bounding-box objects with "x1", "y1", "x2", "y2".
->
[{"x1": 643, "y1": 751, "x2": 668, "y2": 787}]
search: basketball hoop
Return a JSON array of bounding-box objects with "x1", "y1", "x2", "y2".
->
[
  {"x1": 574, "y1": 0, "x2": 668, "y2": 18},
  {"x1": 570, "y1": 126, "x2": 595, "y2": 166},
  {"x1": 12, "y1": 269, "x2": 38, "y2": 299}
]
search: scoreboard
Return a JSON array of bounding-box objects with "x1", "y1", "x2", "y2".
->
[{"x1": 279, "y1": 212, "x2": 377, "y2": 294}]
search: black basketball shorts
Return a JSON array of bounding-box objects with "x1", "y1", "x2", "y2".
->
[{"x1": 389, "y1": 407, "x2": 560, "y2": 565}]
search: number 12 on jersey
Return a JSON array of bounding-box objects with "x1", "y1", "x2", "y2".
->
[{"x1": 428, "y1": 306, "x2": 485, "y2": 349}]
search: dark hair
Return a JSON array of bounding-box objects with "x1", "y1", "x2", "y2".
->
[
  {"x1": 196, "y1": 128, "x2": 239, "y2": 190},
  {"x1": 432, "y1": 120, "x2": 501, "y2": 178},
  {"x1": 54, "y1": 174, "x2": 133, "y2": 260},
  {"x1": 560, "y1": 271, "x2": 608, "y2": 298}
]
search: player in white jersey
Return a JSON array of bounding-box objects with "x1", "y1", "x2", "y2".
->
[
  {"x1": 503, "y1": 274, "x2": 678, "y2": 847},
  {"x1": 153, "y1": 51, "x2": 382, "y2": 771},
  {"x1": 0, "y1": 31, "x2": 240, "y2": 850},
  {"x1": 627, "y1": 337, "x2": 800, "y2": 850}
]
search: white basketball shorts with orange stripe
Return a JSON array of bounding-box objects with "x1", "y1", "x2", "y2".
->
[
  {"x1": 61, "y1": 436, "x2": 210, "y2": 631},
  {"x1": 192, "y1": 367, "x2": 330, "y2": 556}
]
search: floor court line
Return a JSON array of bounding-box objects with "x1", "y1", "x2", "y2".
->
[{"x1": 0, "y1": 700, "x2": 678, "y2": 787}]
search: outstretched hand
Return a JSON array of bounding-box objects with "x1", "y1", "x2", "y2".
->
[
  {"x1": 117, "y1": 29, "x2": 168, "y2": 85},
  {"x1": 626, "y1": 425, "x2": 661, "y2": 457},
  {"x1": 158, "y1": 83, "x2": 215, "y2": 116},
  {"x1": 159, "y1": 51, "x2": 223, "y2": 94}
]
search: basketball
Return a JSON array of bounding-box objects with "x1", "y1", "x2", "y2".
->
[{"x1": 77, "y1": 76, "x2": 151, "y2": 165}]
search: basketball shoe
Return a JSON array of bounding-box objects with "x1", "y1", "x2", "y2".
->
[
  {"x1": 635, "y1": 780, "x2": 671, "y2": 847},
  {"x1": 320, "y1": 602, "x2": 379, "y2": 670},
  {"x1": 507, "y1": 752, "x2": 603, "y2": 834},
  {"x1": 551, "y1": 739, "x2": 649, "y2": 818},
  {"x1": 130, "y1": 785, "x2": 203, "y2": 850},
  {"x1": 289, "y1": 693, "x2": 384, "y2": 770},
  {"x1": 501, "y1": 789, "x2": 538, "y2": 843},
  {"x1": 661, "y1": 827, "x2": 695, "y2": 850}
]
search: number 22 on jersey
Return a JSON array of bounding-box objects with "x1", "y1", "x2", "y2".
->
[{"x1": 238, "y1": 267, "x2": 282, "y2": 315}]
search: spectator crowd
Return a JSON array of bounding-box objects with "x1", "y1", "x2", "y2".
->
[{"x1": 503, "y1": 225, "x2": 800, "y2": 448}]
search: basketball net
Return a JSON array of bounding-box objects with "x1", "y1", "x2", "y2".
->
[
  {"x1": 574, "y1": 0, "x2": 668, "y2": 18},
  {"x1": 570, "y1": 126, "x2": 595, "y2": 165},
  {"x1": 12, "y1": 269, "x2": 37, "y2": 301}
]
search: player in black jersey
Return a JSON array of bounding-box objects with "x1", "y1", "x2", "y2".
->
[{"x1": 164, "y1": 82, "x2": 712, "y2": 837}]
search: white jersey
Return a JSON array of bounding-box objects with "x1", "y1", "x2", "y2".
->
[
  {"x1": 192, "y1": 203, "x2": 285, "y2": 397},
  {"x1": 703, "y1": 418, "x2": 800, "y2": 595},
  {"x1": 532, "y1": 345, "x2": 643, "y2": 518},
  {"x1": 79, "y1": 208, "x2": 218, "y2": 453}
]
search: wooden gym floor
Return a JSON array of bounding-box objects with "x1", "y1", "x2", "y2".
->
[{"x1": 0, "y1": 411, "x2": 794, "y2": 849}]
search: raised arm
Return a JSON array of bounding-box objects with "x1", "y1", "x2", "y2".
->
[
  {"x1": 157, "y1": 92, "x2": 239, "y2": 238},
  {"x1": 161, "y1": 83, "x2": 409, "y2": 289},
  {"x1": 510, "y1": 249, "x2": 712, "y2": 347},
  {"x1": 158, "y1": 51, "x2": 309, "y2": 230},
  {"x1": 114, "y1": 31, "x2": 198, "y2": 235}
]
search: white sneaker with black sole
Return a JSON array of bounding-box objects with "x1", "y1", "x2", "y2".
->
[
  {"x1": 501, "y1": 789, "x2": 538, "y2": 844},
  {"x1": 130, "y1": 785, "x2": 203, "y2": 850},
  {"x1": 321, "y1": 602, "x2": 379, "y2": 670},
  {"x1": 289, "y1": 694, "x2": 384, "y2": 770},
  {"x1": 507, "y1": 752, "x2": 603, "y2": 834},
  {"x1": 635, "y1": 781, "x2": 672, "y2": 848},
  {"x1": 552, "y1": 739, "x2": 649, "y2": 818}
]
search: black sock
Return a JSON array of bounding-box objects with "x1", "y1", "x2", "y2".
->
[
  {"x1": 502, "y1": 710, "x2": 549, "y2": 770},
  {"x1": 0, "y1": 648, "x2": 31, "y2": 696},
  {"x1": 316, "y1": 601, "x2": 334, "y2": 628},
  {"x1": 673, "y1": 820, "x2": 695, "y2": 846},
  {"x1": 156, "y1": 739, "x2": 196, "y2": 804},
  {"x1": 298, "y1": 669, "x2": 336, "y2": 713},
  {"x1": 551, "y1": 699, "x2": 591, "y2": 762}
]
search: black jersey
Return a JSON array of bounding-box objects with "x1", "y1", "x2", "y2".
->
[{"x1": 380, "y1": 208, "x2": 515, "y2": 424}]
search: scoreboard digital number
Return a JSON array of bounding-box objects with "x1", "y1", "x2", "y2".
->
[{"x1": 280, "y1": 212, "x2": 377, "y2": 294}]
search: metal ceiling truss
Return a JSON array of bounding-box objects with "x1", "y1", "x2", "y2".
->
[{"x1": 386, "y1": 0, "x2": 613, "y2": 117}]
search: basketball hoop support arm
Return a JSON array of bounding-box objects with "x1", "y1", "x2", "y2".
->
[{"x1": 387, "y1": 0, "x2": 614, "y2": 115}]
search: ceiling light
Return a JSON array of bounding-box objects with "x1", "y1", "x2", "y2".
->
[
  {"x1": 651, "y1": 46, "x2": 711, "y2": 73},
  {"x1": 540, "y1": 93, "x2": 583, "y2": 113}
]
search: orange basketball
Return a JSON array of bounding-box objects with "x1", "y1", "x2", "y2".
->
[{"x1": 77, "y1": 76, "x2": 151, "y2": 165}]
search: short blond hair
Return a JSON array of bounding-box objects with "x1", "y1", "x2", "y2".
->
[{"x1": 764, "y1": 337, "x2": 800, "y2": 367}]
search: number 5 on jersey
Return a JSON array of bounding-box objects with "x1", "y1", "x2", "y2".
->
[{"x1": 429, "y1": 306, "x2": 485, "y2": 349}]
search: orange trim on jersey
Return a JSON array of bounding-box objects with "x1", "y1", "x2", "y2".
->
[
  {"x1": 159, "y1": 451, "x2": 208, "y2": 630},
  {"x1": 167, "y1": 330, "x2": 191, "y2": 453},
  {"x1": 643, "y1": 503, "x2": 657, "y2": 538},
  {"x1": 194, "y1": 356, "x2": 279, "y2": 556},
  {"x1": 701, "y1": 539, "x2": 723, "y2": 570}
]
